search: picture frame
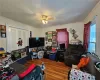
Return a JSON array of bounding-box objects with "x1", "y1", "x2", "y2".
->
[{"x1": 0, "y1": 25, "x2": 6, "y2": 38}]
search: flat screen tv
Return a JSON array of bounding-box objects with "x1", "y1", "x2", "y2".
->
[
  {"x1": 29, "y1": 37, "x2": 44, "y2": 48},
  {"x1": 39, "y1": 38, "x2": 44, "y2": 46}
]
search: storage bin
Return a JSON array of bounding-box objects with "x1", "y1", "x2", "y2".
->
[{"x1": 49, "y1": 53, "x2": 56, "y2": 60}]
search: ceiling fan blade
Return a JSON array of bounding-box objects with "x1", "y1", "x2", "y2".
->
[{"x1": 48, "y1": 17, "x2": 54, "y2": 20}]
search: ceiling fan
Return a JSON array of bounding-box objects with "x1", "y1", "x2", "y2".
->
[{"x1": 41, "y1": 15, "x2": 54, "y2": 24}]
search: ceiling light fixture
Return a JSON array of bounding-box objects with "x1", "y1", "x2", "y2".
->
[
  {"x1": 42, "y1": 20, "x2": 48, "y2": 24},
  {"x1": 41, "y1": 15, "x2": 48, "y2": 24},
  {"x1": 41, "y1": 15, "x2": 54, "y2": 24}
]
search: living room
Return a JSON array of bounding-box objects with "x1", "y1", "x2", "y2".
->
[{"x1": 0, "y1": 0, "x2": 100, "y2": 80}]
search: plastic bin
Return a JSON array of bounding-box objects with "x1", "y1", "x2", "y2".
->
[{"x1": 49, "y1": 53, "x2": 56, "y2": 60}]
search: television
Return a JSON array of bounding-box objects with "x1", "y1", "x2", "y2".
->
[
  {"x1": 29, "y1": 37, "x2": 44, "y2": 48},
  {"x1": 60, "y1": 43, "x2": 65, "y2": 49},
  {"x1": 39, "y1": 38, "x2": 44, "y2": 46}
]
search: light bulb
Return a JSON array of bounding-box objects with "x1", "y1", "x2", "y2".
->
[
  {"x1": 45, "y1": 21, "x2": 48, "y2": 24},
  {"x1": 42, "y1": 20, "x2": 46, "y2": 24},
  {"x1": 42, "y1": 20, "x2": 48, "y2": 24}
]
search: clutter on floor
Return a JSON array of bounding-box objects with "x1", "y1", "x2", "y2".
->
[
  {"x1": 0, "y1": 47, "x2": 6, "y2": 58},
  {"x1": 0, "y1": 63, "x2": 18, "y2": 80},
  {"x1": 0, "y1": 62, "x2": 45, "y2": 80}
]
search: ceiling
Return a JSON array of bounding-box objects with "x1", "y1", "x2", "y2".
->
[{"x1": 0, "y1": 0, "x2": 99, "y2": 27}]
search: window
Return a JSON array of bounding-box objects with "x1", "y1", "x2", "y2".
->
[{"x1": 88, "y1": 23, "x2": 96, "y2": 53}]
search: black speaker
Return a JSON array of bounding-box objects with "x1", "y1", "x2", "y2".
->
[{"x1": 25, "y1": 46, "x2": 29, "y2": 55}]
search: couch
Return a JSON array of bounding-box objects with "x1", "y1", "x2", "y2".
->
[
  {"x1": 68, "y1": 53, "x2": 100, "y2": 80},
  {"x1": 64, "y1": 44, "x2": 85, "y2": 66},
  {"x1": 9, "y1": 62, "x2": 44, "y2": 80},
  {"x1": 83, "y1": 53, "x2": 100, "y2": 80}
]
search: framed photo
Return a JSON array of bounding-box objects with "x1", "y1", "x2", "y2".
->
[
  {"x1": 52, "y1": 31, "x2": 56, "y2": 36},
  {"x1": 0, "y1": 25, "x2": 6, "y2": 38},
  {"x1": 47, "y1": 31, "x2": 52, "y2": 39},
  {"x1": 48, "y1": 39, "x2": 52, "y2": 42},
  {"x1": 1, "y1": 33, "x2": 6, "y2": 38}
]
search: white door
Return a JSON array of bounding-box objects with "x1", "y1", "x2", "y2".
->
[
  {"x1": 9, "y1": 28, "x2": 18, "y2": 51},
  {"x1": 7, "y1": 27, "x2": 29, "y2": 52}
]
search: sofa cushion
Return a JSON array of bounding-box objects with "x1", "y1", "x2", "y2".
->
[
  {"x1": 18, "y1": 64, "x2": 36, "y2": 78},
  {"x1": 9, "y1": 62, "x2": 27, "y2": 74},
  {"x1": 77, "y1": 57, "x2": 90, "y2": 69}
]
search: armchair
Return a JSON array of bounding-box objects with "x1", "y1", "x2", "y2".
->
[{"x1": 64, "y1": 44, "x2": 85, "y2": 67}]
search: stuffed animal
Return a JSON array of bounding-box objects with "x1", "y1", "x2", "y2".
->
[{"x1": 17, "y1": 38, "x2": 23, "y2": 46}]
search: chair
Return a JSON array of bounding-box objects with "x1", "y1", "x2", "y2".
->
[
  {"x1": 38, "y1": 51, "x2": 44, "y2": 59},
  {"x1": 43, "y1": 50, "x2": 49, "y2": 59},
  {"x1": 64, "y1": 44, "x2": 85, "y2": 67},
  {"x1": 31, "y1": 52, "x2": 38, "y2": 60}
]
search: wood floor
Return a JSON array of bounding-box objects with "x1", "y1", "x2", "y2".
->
[{"x1": 24, "y1": 58, "x2": 71, "y2": 80}]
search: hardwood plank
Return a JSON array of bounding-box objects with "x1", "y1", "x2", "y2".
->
[{"x1": 24, "y1": 58, "x2": 71, "y2": 80}]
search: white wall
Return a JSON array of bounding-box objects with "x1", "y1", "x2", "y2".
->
[
  {"x1": 84, "y1": 1, "x2": 100, "y2": 56},
  {"x1": 0, "y1": 15, "x2": 84, "y2": 51},
  {"x1": 0, "y1": 16, "x2": 40, "y2": 51},
  {"x1": 40, "y1": 22, "x2": 84, "y2": 43}
]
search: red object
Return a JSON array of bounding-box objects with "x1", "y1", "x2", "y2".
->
[
  {"x1": 83, "y1": 22, "x2": 91, "y2": 51},
  {"x1": 52, "y1": 48, "x2": 56, "y2": 52},
  {"x1": 17, "y1": 40, "x2": 23, "y2": 46},
  {"x1": 19, "y1": 64, "x2": 36, "y2": 78},
  {"x1": 77, "y1": 57, "x2": 90, "y2": 69},
  {"x1": 56, "y1": 28, "x2": 69, "y2": 48}
]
